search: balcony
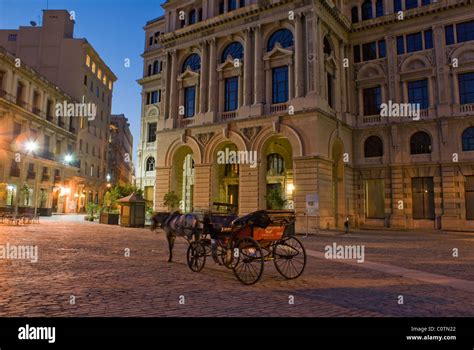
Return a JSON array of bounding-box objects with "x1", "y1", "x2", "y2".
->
[
  {"x1": 16, "y1": 99, "x2": 27, "y2": 109},
  {"x1": 10, "y1": 167, "x2": 20, "y2": 177},
  {"x1": 40, "y1": 151, "x2": 56, "y2": 161},
  {"x1": 458, "y1": 103, "x2": 474, "y2": 116},
  {"x1": 221, "y1": 110, "x2": 237, "y2": 121},
  {"x1": 41, "y1": 174, "x2": 50, "y2": 182},
  {"x1": 58, "y1": 119, "x2": 65, "y2": 127},
  {"x1": 270, "y1": 103, "x2": 288, "y2": 114},
  {"x1": 361, "y1": 114, "x2": 382, "y2": 126},
  {"x1": 180, "y1": 117, "x2": 194, "y2": 128},
  {"x1": 69, "y1": 126, "x2": 76, "y2": 134},
  {"x1": 32, "y1": 107, "x2": 42, "y2": 116},
  {"x1": 27, "y1": 171, "x2": 36, "y2": 180},
  {"x1": 54, "y1": 175, "x2": 61, "y2": 183},
  {"x1": 46, "y1": 115, "x2": 54, "y2": 122}
]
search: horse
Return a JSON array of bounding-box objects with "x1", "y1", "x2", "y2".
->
[{"x1": 150, "y1": 211, "x2": 203, "y2": 262}]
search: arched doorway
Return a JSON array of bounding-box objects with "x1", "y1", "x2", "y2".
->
[
  {"x1": 213, "y1": 142, "x2": 239, "y2": 213},
  {"x1": 171, "y1": 146, "x2": 195, "y2": 213},
  {"x1": 262, "y1": 137, "x2": 294, "y2": 210},
  {"x1": 331, "y1": 139, "x2": 345, "y2": 228}
]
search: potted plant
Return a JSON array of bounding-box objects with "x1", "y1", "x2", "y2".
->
[
  {"x1": 0, "y1": 183, "x2": 7, "y2": 209},
  {"x1": 38, "y1": 189, "x2": 52, "y2": 216},
  {"x1": 266, "y1": 187, "x2": 287, "y2": 210},
  {"x1": 85, "y1": 202, "x2": 98, "y2": 222},
  {"x1": 163, "y1": 191, "x2": 179, "y2": 211}
]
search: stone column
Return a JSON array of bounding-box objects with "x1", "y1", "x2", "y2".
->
[
  {"x1": 239, "y1": 163, "x2": 260, "y2": 215},
  {"x1": 295, "y1": 14, "x2": 305, "y2": 98},
  {"x1": 243, "y1": 29, "x2": 252, "y2": 106},
  {"x1": 265, "y1": 68, "x2": 272, "y2": 105},
  {"x1": 169, "y1": 50, "x2": 178, "y2": 120},
  {"x1": 193, "y1": 164, "x2": 212, "y2": 210},
  {"x1": 199, "y1": 41, "x2": 209, "y2": 113},
  {"x1": 402, "y1": 80, "x2": 408, "y2": 103},
  {"x1": 339, "y1": 42, "x2": 347, "y2": 114},
  {"x1": 218, "y1": 76, "x2": 225, "y2": 114},
  {"x1": 163, "y1": 53, "x2": 170, "y2": 118},
  {"x1": 254, "y1": 26, "x2": 263, "y2": 104},
  {"x1": 208, "y1": 39, "x2": 217, "y2": 113},
  {"x1": 289, "y1": 62, "x2": 295, "y2": 100}
]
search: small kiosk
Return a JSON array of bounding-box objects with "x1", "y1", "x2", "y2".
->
[{"x1": 117, "y1": 192, "x2": 146, "y2": 227}]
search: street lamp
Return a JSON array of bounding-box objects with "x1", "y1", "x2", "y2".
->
[
  {"x1": 25, "y1": 140, "x2": 38, "y2": 153},
  {"x1": 106, "y1": 174, "x2": 111, "y2": 182},
  {"x1": 64, "y1": 154, "x2": 73, "y2": 163}
]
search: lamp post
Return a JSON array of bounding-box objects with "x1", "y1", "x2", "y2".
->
[{"x1": 21, "y1": 140, "x2": 38, "y2": 215}]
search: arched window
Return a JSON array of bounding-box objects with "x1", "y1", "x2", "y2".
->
[
  {"x1": 221, "y1": 42, "x2": 244, "y2": 62},
  {"x1": 376, "y1": 0, "x2": 384, "y2": 17},
  {"x1": 410, "y1": 131, "x2": 432, "y2": 154},
  {"x1": 146, "y1": 157, "x2": 155, "y2": 171},
  {"x1": 147, "y1": 64, "x2": 152, "y2": 77},
  {"x1": 182, "y1": 54, "x2": 201, "y2": 72},
  {"x1": 351, "y1": 6, "x2": 359, "y2": 23},
  {"x1": 361, "y1": 0, "x2": 373, "y2": 20},
  {"x1": 152, "y1": 60, "x2": 159, "y2": 75},
  {"x1": 267, "y1": 29, "x2": 294, "y2": 52},
  {"x1": 364, "y1": 136, "x2": 384, "y2": 158},
  {"x1": 323, "y1": 37, "x2": 332, "y2": 56},
  {"x1": 267, "y1": 154, "x2": 285, "y2": 175},
  {"x1": 462, "y1": 127, "x2": 474, "y2": 151},
  {"x1": 189, "y1": 9, "x2": 197, "y2": 24}
]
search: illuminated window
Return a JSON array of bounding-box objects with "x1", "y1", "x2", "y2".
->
[
  {"x1": 97, "y1": 69, "x2": 102, "y2": 80},
  {"x1": 86, "y1": 55, "x2": 91, "y2": 67},
  {"x1": 91, "y1": 62, "x2": 96, "y2": 74},
  {"x1": 103, "y1": 75, "x2": 107, "y2": 85},
  {"x1": 108, "y1": 81, "x2": 112, "y2": 90}
]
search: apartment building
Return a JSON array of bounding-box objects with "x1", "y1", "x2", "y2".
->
[
  {"x1": 0, "y1": 47, "x2": 80, "y2": 214},
  {"x1": 108, "y1": 114, "x2": 134, "y2": 186},
  {"x1": 0, "y1": 9, "x2": 117, "y2": 210}
]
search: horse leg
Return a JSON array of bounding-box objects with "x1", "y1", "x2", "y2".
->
[{"x1": 167, "y1": 231, "x2": 176, "y2": 262}]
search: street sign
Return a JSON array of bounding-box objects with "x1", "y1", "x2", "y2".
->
[{"x1": 306, "y1": 194, "x2": 319, "y2": 214}]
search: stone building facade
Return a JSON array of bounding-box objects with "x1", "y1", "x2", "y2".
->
[
  {"x1": 108, "y1": 114, "x2": 134, "y2": 186},
  {"x1": 0, "y1": 47, "x2": 80, "y2": 214},
  {"x1": 0, "y1": 10, "x2": 117, "y2": 211},
  {"x1": 137, "y1": 0, "x2": 474, "y2": 231}
]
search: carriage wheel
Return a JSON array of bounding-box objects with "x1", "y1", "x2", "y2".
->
[
  {"x1": 273, "y1": 236, "x2": 306, "y2": 279},
  {"x1": 187, "y1": 241, "x2": 206, "y2": 272},
  {"x1": 232, "y1": 237, "x2": 264, "y2": 285}
]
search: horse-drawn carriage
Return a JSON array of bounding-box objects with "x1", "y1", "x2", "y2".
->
[
  {"x1": 186, "y1": 208, "x2": 306, "y2": 285},
  {"x1": 152, "y1": 205, "x2": 306, "y2": 285}
]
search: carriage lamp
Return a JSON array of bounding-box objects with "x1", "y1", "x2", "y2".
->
[{"x1": 286, "y1": 183, "x2": 294, "y2": 195}]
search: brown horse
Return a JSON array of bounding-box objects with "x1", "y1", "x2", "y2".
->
[{"x1": 150, "y1": 212, "x2": 203, "y2": 262}]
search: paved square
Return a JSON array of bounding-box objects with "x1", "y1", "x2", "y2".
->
[{"x1": 0, "y1": 216, "x2": 473, "y2": 317}]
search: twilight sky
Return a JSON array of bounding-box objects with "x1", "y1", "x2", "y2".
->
[{"x1": 0, "y1": 0, "x2": 166, "y2": 169}]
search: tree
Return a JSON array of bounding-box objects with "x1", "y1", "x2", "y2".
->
[
  {"x1": 0, "y1": 183, "x2": 8, "y2": 207},
  {"x1": 163, "y1": 191, "x2": 180, "y2": 211},
  {"x1": 266, "y1": 186, "x2": 287, "y2": 210}
]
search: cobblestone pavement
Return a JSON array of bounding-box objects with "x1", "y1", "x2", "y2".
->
[{"x1": 0, "y1": 217, "x2": 473, "y2": 317}]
